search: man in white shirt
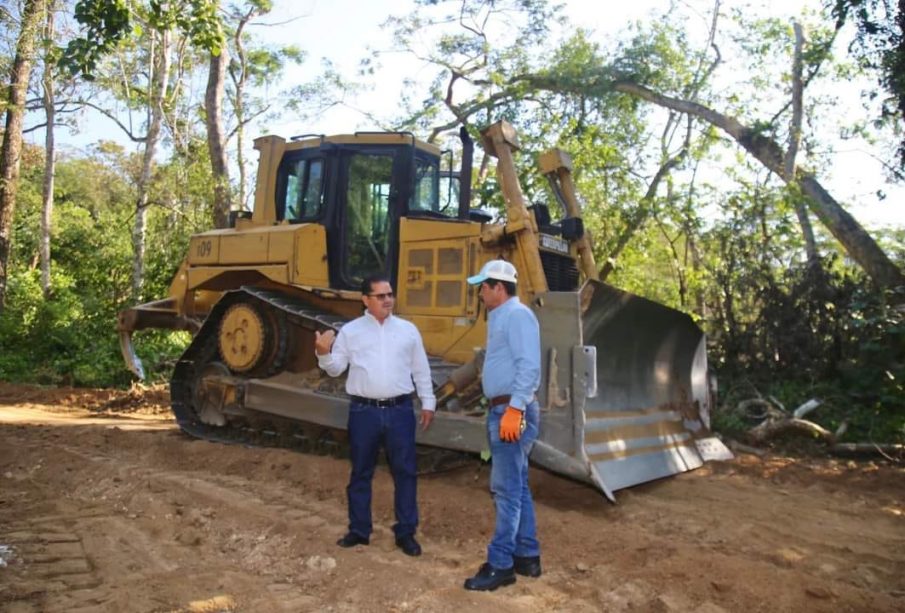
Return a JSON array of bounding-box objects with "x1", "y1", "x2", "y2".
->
[{"x1": 314, "y1": 275, "x2": 436, "y2": 557}]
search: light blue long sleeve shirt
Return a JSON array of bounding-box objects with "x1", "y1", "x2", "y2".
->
[{"x1": 481, "y1": 296, "x2": 541, "y2": 411}]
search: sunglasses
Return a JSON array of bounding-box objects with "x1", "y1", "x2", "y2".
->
[{"x1": 369, "y1": 292, "x2": 395, "y2": 300}]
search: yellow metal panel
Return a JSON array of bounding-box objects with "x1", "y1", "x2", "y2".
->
[
  {"x1": 398, "y1": 241, "x2": 468, "y2": 317},
  {"x1": 395, "y1": 218, "x2": 490, "y2": 361},
  {"x1": 397, "y1": 217, "x2": 483, "y2": 318},
  {"x1": 267, "y1": 226, "x2": 295, "y2": 262},
  {"x1": 188, "y1": 235, "x2": 220, "y2": 265},
  {"x1": 284, "y1": 133, "x2": 442, "y2": 157},
  {"x1": 292, "y1": 225, "x2": 329, "y2": 286},
  {"x1": 399, "y1": 218, "x2": 481, "y2": 241},
  {"x1": 402, "y1": 314, "x2": 479, "y2": 363},
  {"x1": 252, "y1": 135, "x2": 286, "y2": 226},
  {"x1": 220, "y1": 232, "x2": 269, "y2": 264}
]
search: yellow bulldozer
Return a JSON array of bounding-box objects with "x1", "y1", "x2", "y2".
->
[{"x1": 117, "y1": 120, "x2": 730, "y2": 501}]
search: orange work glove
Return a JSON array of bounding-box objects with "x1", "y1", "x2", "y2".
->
[{"x1": 499, "y1": 406, "x2": 525, "y2": 442}]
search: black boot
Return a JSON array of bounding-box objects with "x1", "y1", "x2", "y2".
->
[
  {"x1": 463, "y1": 563, "x2": 516, "y2": 591},
  {"x1": 336, "y1": 532, "x2": 369, "y2": 547},
  {"x1": 395, "y1": 534, "x2": 422, "y2": 557},
  {"x1": 513, "y1": 555, "x2": 542, "y2": 577}
]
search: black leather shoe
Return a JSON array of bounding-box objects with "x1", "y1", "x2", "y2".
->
[
  {"x1": 336, "y1": 532, "x2": 369, "y2": 548},
  {"x1": 395, "y1": 534, "x2": 422, "y2": 557},
  {"x1": 463, "y1": 563, "x2": 516, "y2": 591},
  {"x1": 513, "y1": 555, "x2": 542, "y2": 577}
]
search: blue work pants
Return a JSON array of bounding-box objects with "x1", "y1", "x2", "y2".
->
[
  {"x1": 486, "y1": 400, "x2": 541, "y2": 569},
  {"x1": 346, "y1": 399, "x2": 418, "y2": 539}
]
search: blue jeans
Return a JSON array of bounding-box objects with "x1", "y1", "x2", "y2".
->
[
  {"x1": 486, "y1": 400, "x2": 540, "y2": 569},
  {"x1": 346, "y1": 400, "x2": 418, "y2": 539}
]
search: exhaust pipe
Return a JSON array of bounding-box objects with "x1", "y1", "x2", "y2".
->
[{"x1": 457, "y1": 126, "x2": 473, "y2": 219}]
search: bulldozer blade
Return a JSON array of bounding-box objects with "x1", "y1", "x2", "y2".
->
[
  {"x1": 119, "y1": 329, "x2": 146, "y2": 380},
  {"x1": 578, "y1": 280, "x2": 726, "y2": 494},
  {"x1": 534, "y1": 280, "x2": 730, "y2": 499}
]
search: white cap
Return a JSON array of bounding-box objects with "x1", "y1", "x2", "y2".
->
[{"x1": 467, "y1": 259, "x2": 518, "y2": 285}]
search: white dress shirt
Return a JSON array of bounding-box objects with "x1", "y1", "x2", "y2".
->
[{"x1": 316, "y1": 312, "x2": 436, "y2": 411}]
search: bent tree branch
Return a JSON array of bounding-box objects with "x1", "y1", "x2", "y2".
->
[{"x1": 611, "y1": 80, "x2": 905, "y2": 289}]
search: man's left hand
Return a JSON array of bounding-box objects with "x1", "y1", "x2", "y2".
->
[
  {"x1": 420, "y1": 410, "x2": 434, "y2": 431},
  {"x1": 499, "y1": 406, "x2": 524, "y2": 442}
]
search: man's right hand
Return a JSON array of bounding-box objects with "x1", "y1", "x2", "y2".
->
[{"x1": 314, "y1": 329, "x2": 336, "y2": 355}]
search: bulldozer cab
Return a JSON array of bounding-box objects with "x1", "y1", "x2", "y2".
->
[{"x1": 273, "y1": 135, "x2": 457, "y2": 291}]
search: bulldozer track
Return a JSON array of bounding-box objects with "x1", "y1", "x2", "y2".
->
[{"x1": 169, "y1": 286, "x2": 472, "y2": 474}]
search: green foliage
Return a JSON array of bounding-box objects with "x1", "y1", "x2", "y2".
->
[
  {"x1": 0, "y1": 145, "x2": 195, "y2": 387},
  {"x1": 149, "y1": 0, "x2": 224, "y2": 55},
  {"x1": 61, "y1": 0, "x2": 226, "y2": 80},
  {"x1": 0, "y1": 266, "x2": 185, "y2": 386},
  {"x1": 830, "y1": 0, "x2": 905, "y2": 166},
  {"x1": 59, "y1": 0, "x2": 131, "y2": 78},
  {"x1": 706, "y1": 245, "x2": 904, "y2": 444}
]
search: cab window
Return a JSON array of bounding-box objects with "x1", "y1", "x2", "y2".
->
[
  {"x1": 281, "y1": 158, "x2": 324, "y2": 221},
  {"x1": 409, "y1": 155, "x2": 454, "y2": 217},
  {"x1": 344, "y1": 152, "x2": 394, "y2": 282}
]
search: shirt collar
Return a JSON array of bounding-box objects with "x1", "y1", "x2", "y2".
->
[
  {"x1": 489, "y1": 296, "x2": 519, "y2": 319},
  {"x1": 364, "y1": 311, "x2": 393, "y2": 325}
]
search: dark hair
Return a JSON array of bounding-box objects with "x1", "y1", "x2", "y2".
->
[
  {"x1": 483, "y1": 278, "x2": 516, "y2": 296},
  {"x1": 361, "y1": 274, "x2": 391, "y2": 295}
]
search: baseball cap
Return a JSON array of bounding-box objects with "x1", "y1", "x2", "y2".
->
[{"x1": 467, "y1": 259, "x2": 518, "y2": 285}]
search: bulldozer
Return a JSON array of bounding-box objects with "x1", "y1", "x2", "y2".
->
[{"x1": 117, "y1": 120, "x2": 730, "y2": 501}]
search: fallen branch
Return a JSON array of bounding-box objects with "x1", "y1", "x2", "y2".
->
[
  {"x1": 727, "y1": 439, "x2": 768, "y2": 457},
  {"x1": 748, "y1": 417, "x2": 835, "y2": 444},
  {"x1": 829, "y1": 443, "x2": 904, "y2": 460},
  {"x1": 792, "y1": 398, "x2": 821, "y2": 419}
]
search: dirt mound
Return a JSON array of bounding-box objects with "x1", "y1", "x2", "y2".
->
[{"x1": 0, "y1": 382, "x2": 170, "y2": 415}]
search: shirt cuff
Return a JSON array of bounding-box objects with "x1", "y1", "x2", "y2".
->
[
  {"x1": 420, "y1": 399, "x2": 436, "y2": 412},
  {"x1": 509, "y1": 397, "x2": 528, "y2": 411}
]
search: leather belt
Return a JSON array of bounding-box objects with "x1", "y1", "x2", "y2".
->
[
  {"x1": 488, "y1": 395, "x2": 512, "y2": 407},
  {"x1": 350, "y1": 393, "x2": 412, "y2": 408}
]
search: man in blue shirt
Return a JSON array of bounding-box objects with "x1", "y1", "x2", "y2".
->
[{"x1": 463, "y1": 259, "x2": 542, "y2": 591}]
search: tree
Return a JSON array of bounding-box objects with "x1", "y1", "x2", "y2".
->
[
  {"x1": 39, "y1": 0, "x2": 59, "y2": 298},
  {"x1": 0, "y1": 0, "x2": 46, "y2": 313},
  {"x1": 224, "y1": 0, "x2": 304, "y2": 209},
  {"x1": 610, "y1": 80, "x2": 904, "y2": 288},
  {"x1": 830, "y1": 0, "x2": 905, "y2": 167},
  {"x1": 61, "y1": 0, "x2": 225, "y2": 296},
  {"x1": 205, "y1": 26, "x2": 230, "y2": 228},
  {"x1": 131, "y1": 19, "x2": 172, "y2": 298},
  {"x1": 388, "y1": 0, "x2": 904, "y2": 289}
]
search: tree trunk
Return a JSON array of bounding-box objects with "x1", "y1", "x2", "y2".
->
[
  {"x1": 613, "y1": 80, "x2": 905, "y2": 289},
  {"x1": 786, "y1": 21, "x2": 820, "y2": 266},
  {"x1": 133, "y1": 28, "x2": 171, "y2": 299},
  {"x1": 231, "y1": 13, "x2": 250, "y2": 209},
  {"x1": 0, "y1": 0, "x2": 45, "y2": 312},
  {"x1": 40, "y1": 5, "x2": 56, "y2": 299},
  {"x1": 206, "y1": 45, "x2": 231, "y2": 228},
  {"x1": 599, "y1": 152, "x2": 684, "y2": 280}
]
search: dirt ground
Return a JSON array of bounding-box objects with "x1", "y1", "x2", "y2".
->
[{"x1": 0, "y1": 383, "x2": 902, "y2": 613}]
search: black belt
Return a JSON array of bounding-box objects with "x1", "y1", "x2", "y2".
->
[
  {"x1": 489, "y1": 395, "x2": 511, "y2": 407},
  {"x1": 350, "y1": 393, "x2": 412, "y2": 408}
]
